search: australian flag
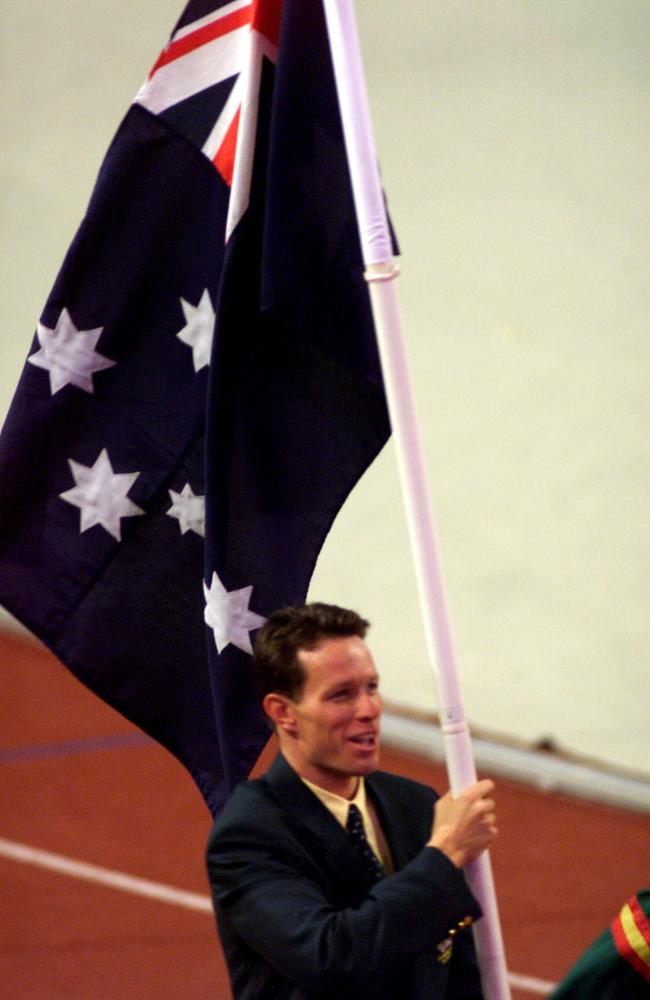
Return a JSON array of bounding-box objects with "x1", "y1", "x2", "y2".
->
[{"x1": 0, "y1": 0, "x2": 391, "y2": 815}]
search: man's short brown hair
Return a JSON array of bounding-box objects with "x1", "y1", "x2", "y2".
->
[{"x1": 253, "y1": 602, "x2": 369, "y2": 704}]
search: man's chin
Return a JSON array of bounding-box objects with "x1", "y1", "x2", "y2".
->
[{"x1": 347, "y1": 746, "x2": 380, "y2": 773}]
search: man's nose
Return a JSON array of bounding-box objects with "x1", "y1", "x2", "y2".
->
[{"x1": 356, "y1": 691, "x2": 381, "y2": 719}]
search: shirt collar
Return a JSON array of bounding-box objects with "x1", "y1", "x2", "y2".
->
[{"x1": 301, "y1": 775, "x2": 367, "y2": 829}]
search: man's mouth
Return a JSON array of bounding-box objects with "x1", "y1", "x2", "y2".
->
[{"x1": 348, "y1": 732, "x2": 378, "y2": 747}]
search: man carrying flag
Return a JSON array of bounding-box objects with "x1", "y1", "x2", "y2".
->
[
  {"x1": 0, "y1": 1, "x2": 504, "y2": 994},
  {"x1": 207, "y1": 602, "x2": 496, "y2": 999}
]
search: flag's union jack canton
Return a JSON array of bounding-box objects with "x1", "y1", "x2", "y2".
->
[
  {"x1": 0, "y1": 0, "x2": 390, "y2": 814},
  {"x1": 136, "y1": 0, "x2": 281, "y2": 239}
]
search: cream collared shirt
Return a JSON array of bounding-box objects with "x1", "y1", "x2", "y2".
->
[{"x1": 302, "y1": 776, "x2": 393, "y2": 873}]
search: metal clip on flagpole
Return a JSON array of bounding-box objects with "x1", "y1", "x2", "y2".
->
[{"x1": 321, "y1": 2, "x2": 511, "y2": 998}]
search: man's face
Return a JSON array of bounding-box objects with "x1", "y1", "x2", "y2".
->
[{"x1": 273, "y1": 634, "x2": 382, "y2": 797}]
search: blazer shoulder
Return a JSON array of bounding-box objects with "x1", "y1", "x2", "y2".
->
[
  {"x1": 207, "y1": 775, "x2": 276, "y2": 839},
  {"x1": 369, "y1": 768, "x2": 439, "y2": 805}
]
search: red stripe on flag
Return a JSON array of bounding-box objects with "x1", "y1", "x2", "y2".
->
[
  {"x1": 150, "y1": 6, "x2": 253, "y2": 77},
  {"x1": 251, "y1": 0, "x2": 282, "y2": 47},
  {"x1": 213, "y1": 108, "x2": 241, "y2": 188}
]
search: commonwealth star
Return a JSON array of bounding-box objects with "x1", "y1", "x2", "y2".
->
[
  {"x1": 28, "y1": 307, "x2": 116, "y2": 394},
  {"x1": 59, "y1": 448, "x2": 144, "y2": 541},
  {"x1": 176, "y1": 289, "x2": 216, "y2": 372},
  {"x1": 203, "y1": 571, "x2": 266, "y2": 655}
]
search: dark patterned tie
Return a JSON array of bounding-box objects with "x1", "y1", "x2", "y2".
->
[{"x1": 346, "y1": 803, "x2": 386, "y2": 882}]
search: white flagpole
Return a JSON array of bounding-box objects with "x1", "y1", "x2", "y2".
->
[{"x1": 321, "y1": 2, "x2": 511, "y2": 997}]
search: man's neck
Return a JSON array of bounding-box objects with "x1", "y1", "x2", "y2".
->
[
  {"x1": 279, "y1": 745, "x2": 360, "y2": 799},
  {"x1": 302, "y1": 774, "x2": 361, "y2": 803}
]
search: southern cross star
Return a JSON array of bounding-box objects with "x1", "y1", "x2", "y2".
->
[
  {"x1": 59, "y1": 448, "x2": 144, "y2": 541},
  {"x1": 28, "y1": 307, "x2": 116, "y2": 394},
  {"x1": 176, "y1": 289, "x2": 216, "y2": 371},
  {"x1": 203, "y1": 571, "x2": 266, "y2": 655},
  {"x1": 167, "y1": 483, "x2": 205, "y2": 537}
]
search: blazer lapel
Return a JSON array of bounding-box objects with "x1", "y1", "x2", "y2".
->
[
  {"x1": 263, "y1": 754, "x2": 379, "y2": 893},
  {"x1": 366, "y1": 772, "x2": 427, "y2": 871}
]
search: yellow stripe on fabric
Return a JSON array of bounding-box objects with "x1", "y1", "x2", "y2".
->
[{"x1": 620, "y1": 903, "x2": 650, "y2": 969}]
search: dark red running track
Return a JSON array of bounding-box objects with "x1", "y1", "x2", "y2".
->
[{"x1": 2, "y1": 630, "x2": 649, "y2": 999}]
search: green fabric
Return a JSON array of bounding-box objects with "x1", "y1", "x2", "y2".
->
[{"x1": 549, "y1": 891, "x2": 650, "y2": 999}]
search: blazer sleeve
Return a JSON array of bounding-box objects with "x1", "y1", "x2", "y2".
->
[{"x1": 206, "y1": 783, "x2": 481, "y2": 997}]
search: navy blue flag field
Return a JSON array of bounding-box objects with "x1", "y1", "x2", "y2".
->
[{"x1": 0, "y1": 0, "x2": 391, "y2": 814}]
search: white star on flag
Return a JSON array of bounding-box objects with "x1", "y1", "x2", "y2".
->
[
  {"x1": 167, "y1": 483, "x2": 205, "y2": 537},
  {"x1": 28, "y1": 307, "x2": 116, "y2": 394},
  {"x1": 176, "y1": 289, "x2": 216, "y2": 371},
  {"x1": 203, "y1": 571, "x2": 266, "y2": 655},
  {"x1": 59, "y1": 448, "x2": 144, "y2": 541}
]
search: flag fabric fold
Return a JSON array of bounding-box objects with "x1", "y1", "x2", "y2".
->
[{"x1": 0, "y1": 0, "x2": 391, "y2": 814}]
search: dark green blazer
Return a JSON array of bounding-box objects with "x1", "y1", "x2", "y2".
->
[
  {"x1": 549, "y1": 890, "x2": 650, "y2": 999},
  {"x1": 206, "y1": 754, "x2": 483, "y2": 999}
]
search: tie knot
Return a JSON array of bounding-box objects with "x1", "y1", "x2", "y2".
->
[{"x1": 346, "y1": 803, "x2": 365, "y2": 834}]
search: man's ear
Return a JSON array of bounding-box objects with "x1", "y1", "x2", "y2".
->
[{"x1": 263, "y1": 693, "x2": 298, "y2": 737}]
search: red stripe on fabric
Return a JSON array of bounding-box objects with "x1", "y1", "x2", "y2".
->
[
  {"x1": 611, "y1": 906, "x2": 650, "y2": 984},
  {"x1": 213, "y1": 108, "x2": 241, "y2": 188},
  {"x1": 611, "y1": 911, "x2": 627, "y2": 957},
  {"x1": 251, "y1": 0, "x2": 282, "y2": 47},
  {"x1": 150, "y1": 6, "x2": 252, "y2": 77},
  {"x1": 629, "y1": 895, "x2": 650, "y2": 947}
]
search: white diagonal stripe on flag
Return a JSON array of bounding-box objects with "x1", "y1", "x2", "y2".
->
[
  {"x1": 135, "y1": 25, "x2": 249, "y2": 114},
  {"x1": 225, "y1": 29, "x2": 278, "y2": 238}
]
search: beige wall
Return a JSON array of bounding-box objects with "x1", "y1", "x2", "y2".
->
[{"x1": 2, "y1": 2, "x2": 649, "y2": 777}]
